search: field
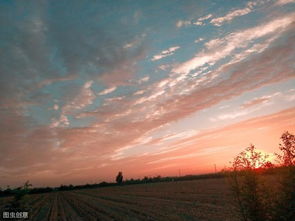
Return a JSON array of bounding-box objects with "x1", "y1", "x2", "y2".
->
[{"x1": 0, "y1": 178, "x2": 240, "y2": 221}]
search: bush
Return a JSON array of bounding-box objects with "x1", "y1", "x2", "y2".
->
[{"x1": 228, "y1": 145, "x2": 272, "y2": 221}]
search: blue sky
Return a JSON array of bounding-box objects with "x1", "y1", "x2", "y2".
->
[{"x1": 0, "y1": 0, "x2": 295, "y2": 187}]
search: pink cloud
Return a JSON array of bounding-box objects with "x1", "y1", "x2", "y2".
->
[
  {"x1": 98, "y1": 86, "x2": 117, "y2": 96},
  {"x1": 210, "y1": 7, "x2": 252, "y2": 26},
  {"x1": 173, "y1": 13, "x2": 295, "y2": 74},
  {"x1": 276, "y1": 0, "x2": 295, "y2": 5},
  {"x1": 152, "y1": 46, "x2": 180, "y2": 61},
  {"x1": 74, "y1": 32, "x2": 295, "y2": 166},
  {"x1": 50, "y1": 81, "x2": 96, "y2": 128},
  {"x1": 138, "y1": 107, "x2": 295, "y2": 172}
]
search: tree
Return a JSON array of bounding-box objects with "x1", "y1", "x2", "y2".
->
[
  {"x1": 231, "y1": 144, "x2": 270, "y2": 170},
  {"x1": 116, "y1": 171, "x2": 123, "y2": 184},
  {"x1": 228, "y1": 145, "x2": 272, "y2": 221},
  {"x1": 276, "y1": 131, "x2": 295, "y2": 166},
  {"x1": 274, "y1": 131, "x2": 295, "y2": 221}
]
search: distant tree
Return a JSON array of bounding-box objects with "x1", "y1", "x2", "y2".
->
[
  {"x1": 142, "y1": 176, "x2": 149, "y2": 183},
  {"x1": 116, "y1": 172, "x2": 123, "y2": 184}
]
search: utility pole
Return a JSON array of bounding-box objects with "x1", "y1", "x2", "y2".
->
[
  {"x1": 214, "y1": 164, "x2": 217, "y2": 173},
  {"x1": 178, "y1": 169, "x2": 181, "y2": 177}
]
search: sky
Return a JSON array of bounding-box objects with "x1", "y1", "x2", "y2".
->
[{"x1": 0, "y1": 0, "x2": 295, "y2": 188}]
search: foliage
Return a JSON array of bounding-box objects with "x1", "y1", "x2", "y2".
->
[
  {"x1": 231, "y1": 145, "x2": 272, "y2": 170},
  {"x1": 228, "y1": 132, "x2": 295, "y2": 221},
  {"x1": 276, "y1": 131, "x2": 295, "y2": 166},
  {"x1": 274, "y1": 131, "x2": 295, "y2": 221},
  {"x1": 228, "y1": 145, "x2": 272, "y2": 221}
]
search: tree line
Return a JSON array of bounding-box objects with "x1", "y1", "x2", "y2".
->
[{"x1": 0, "y1": 172, "x2": 225, "y2": 197}]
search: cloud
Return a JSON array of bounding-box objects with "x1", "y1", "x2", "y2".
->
[
  {"x1": 50, "y1": 80, "x2": 96, "y2": 128},
  {"x1": 63, "y1": 81, "x2": 95, "y2": 114},
  {"x1": 123, "y1": 33, "x2": 146, "y2": 49},
  {"x1": 177, "y1": 1, "x2": 258, "y2": 28},
  {"x1": 241, "y1": 92, "x2": 281, "y2": 109},
  {"x1": 1, "y1": 1, "x2": 294, "y2": 187},
  {"x1": 193, "y1": 14, "x2": 212, "y2": 26},
  {"x1": 173, "y1": 13, "x2": 295, "y2": 74},
  {"x1": 194, "y1": 38, "x2": 204, "y2": 43},
  {"x1": 241, "y1": 97, "x2": 270, "y2": 109},
  {"x1": 53, "y1": 104, "x2": 59, "y2": 110},
  {"x1": 198, "y1": 14, "x2": 213, "y2": 21},
  {"x1": 211, "y1": 109, "x2": 258, "y2": 121},
  {"x1": 137, "y1": 76, "x2": 150, "y2": 84},
  {"x1": 210, "y1": 89, "x2": 294, "y2": 122},
  {"x1": 140, "y1": 107, "x2": 295, "y2": 172},
  {"x1": 177, "y1": 14, "x2": 212, "y2": 27},
  {"x1": 46, "y1": 4, "x2": 146, "y2": 84},
  {"x1": 36, "y1": 75, "x2": 77, "y2": 89},
  {"x1": 176, "y1": 20, "x2": 191, "y2": 28},
  {"x1": 152, "y1": 46, "x2": 180, "y2": 61},
  {"x1": 193, "y1": 21, "x2": 203, "y2": 26},
  {"x1": 210, "y1": 7, "x2": 252, "y2": 26},
  {"x1": 136, "y1": 30, "x2": 291, "y2": 146},
  {"x1": 134, "y1": 90, "x2": 145, "y2": 95},
  {"x1": 160, "y1": 130, "x2": 199, "y2": 142},
  {"x1": 209, "y1": 1, "x2": 284, "y2": 27},
  {"x1": 50, "y1": 114, "x2": 70, "y2": 128},
  {"x1": 125, "y1": 37, "x2": 294, "y2": 140},
  {"x1": 0, "y1": 1, "x2": 149, "y2": 172},
  {"x1": 123, "y1": 27, "x2": 295, "y2": 140},
  {"x1": 98, "y1": 86, "x2": 117, "y2": 96},
  {"x1": 276, "y1": 0, "x2": 295, "y2": 5},
  {"x1": 147, "y1": 146, "x2": 230, "y2": 164},
  {"x1": 0, "y1": 0, "x2": 147, "y2": 114}
]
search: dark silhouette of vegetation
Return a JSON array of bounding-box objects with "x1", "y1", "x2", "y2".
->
[
  {"x1": 0, "y1": 172, "x2": 228, "y2": 199},
  {"x1": 228, "y1": 145, "x2": 272, "y2": 221},
  {"x1": 228, "y1": 131, "x2": 295, "y2": 221},
  {"x1": 116, "y1": 171, "x2": 123, "y2": 184},
  {"x1": 29, "y1": 186, "x2": 55, "y2": 194},
  {"x1": 4, "y1": 181, "x2": 32, "y2": 212},
  {"x1": 276, "y1": 131, "x2": 295, "y2": 166},
  {"x1": 274, "y1": 131, "x2": 295, "y2": 221}
]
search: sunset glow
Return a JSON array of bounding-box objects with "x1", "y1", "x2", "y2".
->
[{"x1": 0, "y1": 0, "x2": 294, "y2": 188}]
